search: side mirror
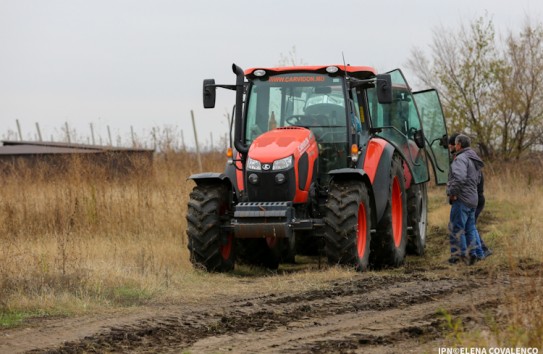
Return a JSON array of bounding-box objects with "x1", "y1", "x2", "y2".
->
[
  {"x1": 414, "y1": 129, "x2": 425, "y2": 149},
  {"x1": 203, "y1": 79, "x2": 216, "y2": 108},
  {"x1": 376, "y1": 74, "x2": 393, "y2": 104}
]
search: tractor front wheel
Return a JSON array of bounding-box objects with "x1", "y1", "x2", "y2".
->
[
  {"x1": 186, "y1": 183, "x2": 235, "y2": 272},
  {"x1": 323, "y1": 180, "x2": 372, "y2": 271}
]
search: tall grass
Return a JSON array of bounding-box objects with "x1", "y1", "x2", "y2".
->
[
  {"x1": 0, "y1": 150, "x2": 225, "y2": 319},
  {"x1": 429, "y1": 158, "x2": 543, "y2": 348}
]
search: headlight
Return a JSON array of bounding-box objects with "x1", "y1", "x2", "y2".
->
[
  {"x1": 272, "y1": 156, "x2": 293, "y2": 170},
  {"x1": 246, "y1": 157, "x2": 261, "y2": 171}
]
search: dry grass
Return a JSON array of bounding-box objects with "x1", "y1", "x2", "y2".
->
[
  {"x1": 0, "y1": 150, "x2": 356, "y2": 324},
  {"x1": 425, "y1": 159, "x2": 543, "y2": 348},
  {"x1": 0, "y1": 151, "x2": 215, "y2": 315},
  {"x1": 1, "y1": 149, "x2": 542, "y2": 348}
]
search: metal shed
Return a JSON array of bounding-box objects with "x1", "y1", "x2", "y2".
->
[{"x1": 0, "y1": 141, "x2": 154, "y2": 177}]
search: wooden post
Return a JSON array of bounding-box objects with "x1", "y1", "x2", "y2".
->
[
  {"x1": 131, "y1": 126, "x2": 136, "y2": 147},
  {"x1": 210, "y1": 132, "x2": 214, "y2": 151},
  {"x1": 152, "y1": 127, "x2": 157, "y2": 150},
  {"x1": 35, "y1": 122, "x2": 42, "y2": 141},
  {"x1": 65, "y1": 122, "x2": 71, "y2": 143},
  {"x1": 107, "y1": 125, "x2": 112, "y2": 146},
  {"x1": 16, "y1": 119, "x2": 23, "y2": 141},
  {"x1": 191, "y1": 110, "x2": 203, "y2": 172},
  {"x1": 90, "y1": 123, "x2": 96, "y2": 145},
  {"x1": 181, "y1": 130, "x2": 186, "y2": 151}
]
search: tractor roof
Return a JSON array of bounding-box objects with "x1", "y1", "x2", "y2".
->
[{"x1": 245, "y1": 65, "x2": 377, "y2": 80}]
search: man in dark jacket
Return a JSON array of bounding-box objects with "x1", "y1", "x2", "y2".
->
[
  {"x1": 448, "y1": 134, "x2": 492, "y2": 258},
  {"x1": 447, "y1": 134, "x2": 485, "y2": 264}
]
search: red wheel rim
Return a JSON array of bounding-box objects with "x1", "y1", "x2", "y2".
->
[
  {"x1": 391, "y1": 176, "x2": 403, "y2": 247},
  {"x1": 221, "y1": 234, "x2": 233, "y2": 260},
  {"x1": 357, "y1": 203, "x2": 367, "y2": 259}
]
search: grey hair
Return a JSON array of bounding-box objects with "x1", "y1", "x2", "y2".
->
[{"x1": 455, "y1": 134, "x2": 471, "y2": 148}]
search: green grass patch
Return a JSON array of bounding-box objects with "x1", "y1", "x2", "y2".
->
[
  {"x1": 0, "y1": 311, "x2": 28, "y2": 328},
  {"x1": 0, "y1": 309, "x2": 63, "y2": 329},
  {"x1": 109, "y1": 286, "x2": 152, "y2": 306}
]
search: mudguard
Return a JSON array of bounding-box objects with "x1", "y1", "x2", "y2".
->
[
  {"x1": 189, "y1": 163, "x2": 240, "y2": 199},
  {"x1": 188, "y1": 172, "x2": 234, "y2": 193},
  {"x1": 328, "y1": 168, "x2": 377, "y2": 225},
  {"x1": 360, "y1": 138, "x2": 395, "y2": 224}
]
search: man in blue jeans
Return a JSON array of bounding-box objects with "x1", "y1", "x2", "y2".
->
[
  {"x1": 447, "y1": 134, "x2": 485, "y2": 265},
  {"x1": 448, "y1": 133, "x2": 492, "y2": 258}
]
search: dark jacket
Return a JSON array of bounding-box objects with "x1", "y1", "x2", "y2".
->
[{"x1": 447, "y1": 148, "x2": 484, "y2": 209}]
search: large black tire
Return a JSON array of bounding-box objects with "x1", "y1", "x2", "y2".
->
[
  {"x1": 406, "y1": 183, "x2": 428, "y2": 256},
  {"x1": 186, "y1": 184, "x2": 235, "y2": 272},
  {"x1": 371, "y1": 155, "x2": 408, "y2": 268},
  {"x1": 323, "y1": 180, "x2": 372, "y2": 271}
]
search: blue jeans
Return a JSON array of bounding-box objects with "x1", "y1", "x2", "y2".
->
[{"x1": 449, "y1": 200, "x2": 484, "y2": 259}]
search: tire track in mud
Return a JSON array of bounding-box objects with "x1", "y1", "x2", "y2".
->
[{"x1": 23, "y1": 270, "x2": 509, "y2": 354}]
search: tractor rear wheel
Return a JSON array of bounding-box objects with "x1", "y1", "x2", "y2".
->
[
  {"x1": 372, "y1": 155, "x2": 407, "y2": 268},
  {"x1": 406, "y1": 183, "x2": 428, "y2": 256},
  {"x1": 186, "y1": 183, "x2": 235, "y2": 272},
  {"x1": 323, "y1": 180, "x2": 372, "y2": 271}
]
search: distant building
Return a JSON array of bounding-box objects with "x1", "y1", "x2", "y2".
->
[{"x1": 0, "y1": 141, "x2": 154, "y2": 178}]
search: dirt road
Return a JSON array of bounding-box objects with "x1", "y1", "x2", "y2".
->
[{"x1": 2, "y1": 261, "x2": 534, "y2": 354}]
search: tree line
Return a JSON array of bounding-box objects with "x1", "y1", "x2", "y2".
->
[{"x1": 408, "y1": 15, "x2": 543, "y2": 160}]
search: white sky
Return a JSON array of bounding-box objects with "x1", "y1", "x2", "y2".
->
[{"x1": 1, "y1": 0, "x2": 542, "y2": 149}]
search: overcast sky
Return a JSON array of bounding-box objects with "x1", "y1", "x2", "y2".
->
[{"x1": 1, "y1": 0, "x2": 542, "y2": 149}]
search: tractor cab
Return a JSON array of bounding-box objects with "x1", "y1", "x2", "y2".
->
[{"x1": 244, "y1": 70, "x2": 351, "y2": 177}]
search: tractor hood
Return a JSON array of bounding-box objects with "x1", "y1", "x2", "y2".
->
[{"x1": 248, "y1": 127, "x2": 315, "y2": 162}]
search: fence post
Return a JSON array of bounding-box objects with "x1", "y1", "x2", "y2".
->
[
  {"x1": 90, "y1": 123, "x2": 96, "y2": 145},
  {"x1": 131, "y1": 126, "x2": 136, "y2": 147},
  {"x1": 65, "y1": 122, "x2": 71, "y2": 143},
  {"x1": 16, "y1": 119, "x2": 23, "y2": 141},
  {"x1": 35, "y1": 122, "x2": 42, "y2": 141},
  {"x1": 107, "y1": 126, "x2": 112, "y2": 146},
  {"x1": 191, "y1": 110, "x2": 203, "y2": 172}
]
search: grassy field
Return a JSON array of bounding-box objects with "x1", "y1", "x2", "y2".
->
[{"x1": 0, "y1": 151, "x2": 542, "y2": 347}]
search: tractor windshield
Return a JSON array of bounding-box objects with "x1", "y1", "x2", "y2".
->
[{"x1": 245, "y1": 73, "x2": 348, "y2": 145}]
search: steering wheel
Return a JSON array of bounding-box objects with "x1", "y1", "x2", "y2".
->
[{"x1": 285, "y1": 114, "x2": 314, "y2": 126}]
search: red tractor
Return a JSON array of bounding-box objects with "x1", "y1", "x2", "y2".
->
[{"x1": 187, "y1": 64, "x2": 450, "y2": 272}]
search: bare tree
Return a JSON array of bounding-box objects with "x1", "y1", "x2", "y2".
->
[
  {"x1": 278, "y1": 46, "x2": 306, "y2": 67},
  {"x1": 495, "y1": 19, "x2": 543, "y2": 159},
  {"x1": 408, "y1": 16, "x2": 505, "y2": 158}
]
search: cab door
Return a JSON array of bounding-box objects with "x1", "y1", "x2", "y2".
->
[{"x1": 412, "y1": 89, "x2": 450, "y2": 185}]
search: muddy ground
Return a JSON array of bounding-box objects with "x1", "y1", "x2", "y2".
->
[{"x1": 1, "y1": 258, "x2": 539, "y2": 354}]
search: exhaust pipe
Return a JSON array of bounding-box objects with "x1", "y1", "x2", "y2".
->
[{"x1": 232, "y1": 64, "x2": 249, "y2": 155}]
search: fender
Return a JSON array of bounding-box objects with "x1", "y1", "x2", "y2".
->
[
  {"x1": 328, "y1": 168, "x2": 377, "y2": 226},
  {"x1": 360, "y1": 138, "x2": 395, "y2": 223},
  {"x1": 189, "y1": 164, "x2": 241, "y2": 198},
  {"x1": 188, "y1": 172, "x2": 234, "y2": 195}
]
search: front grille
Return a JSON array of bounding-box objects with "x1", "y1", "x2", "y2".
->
[{"x1": 246, "y1": 168, "x2": 296, "y2": 202}]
